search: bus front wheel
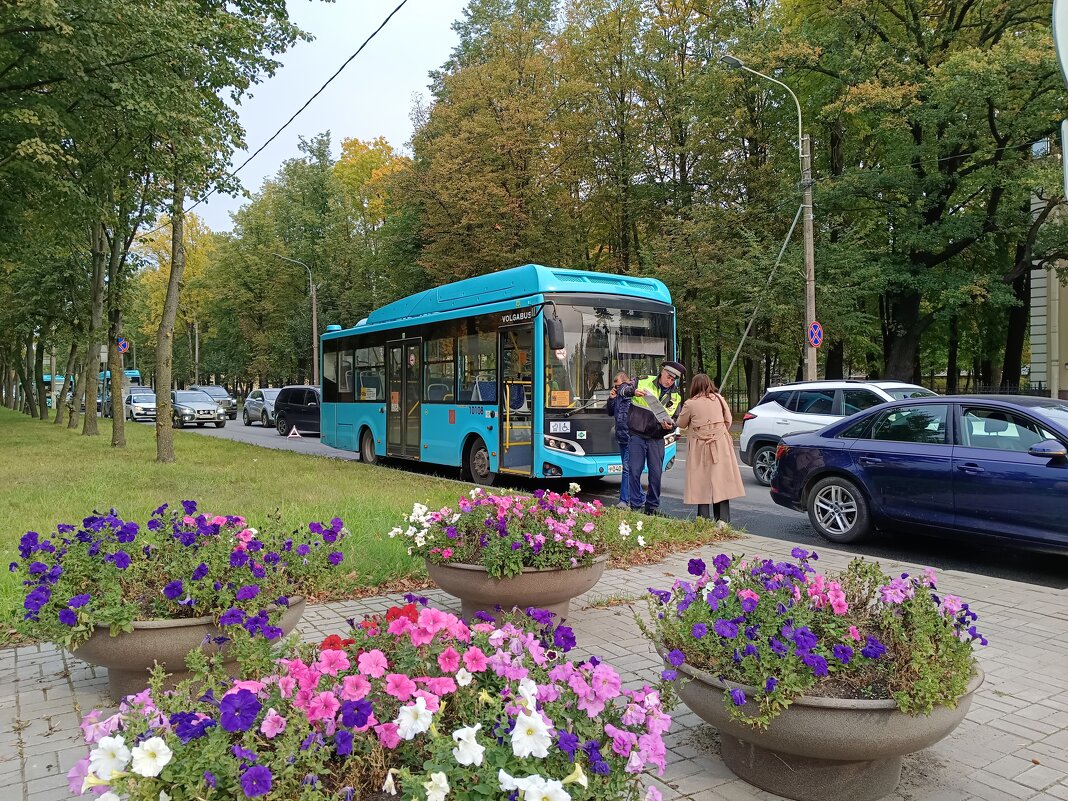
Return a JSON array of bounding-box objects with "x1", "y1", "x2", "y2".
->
[
  {"x1": 360, "y1": 429, "x2": 378, "y2": 465},
  {"x1": 465, "y1": 438, "x2": 496, "y2": 486}
]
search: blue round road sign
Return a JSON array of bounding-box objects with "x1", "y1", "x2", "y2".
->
[
  {"x1": 117, "y1": 337, "x2": 130, "y2": 354},
  {"x1": 807, "y1": 321, "x2": 823, "y2": 348}
]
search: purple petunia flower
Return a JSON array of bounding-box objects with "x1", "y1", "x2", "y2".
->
[
  {"x1": 219, "y1": 689, "x2": 261, "y2": 733},
  {"x1": 191, "y1": 562, "x2": 209, "y2": 581},
  {"x1": 309, "y1": 522, "x2": 324, "y2": 535},
  {"x1": 692, "y1": 623, "x2": 707, "y2": 639},
  {"x1": 791, "y1": 626, "x2": 818, "y2": 652},
  {"x1": 58, "y1": 609, "x2": 77, "y2": 626},
  {"x1": 801, "y1": 652, "x2": 829, "y2": 676},
  {"x1": 730, "y1": 688, "x2": 747, "y2": 706},
  {"x1": 833, "y1": 644, "x2": 854, "y2": 664},
  {"x1": 235, "y1": 585, "x2": 260, "y2": 601},
  {"x1": 334, "y1": 730, "x2": 353, "y2": 756},
  {"x1": 661, "y1": 669, "x2": 677, "y2": 682},
  {"x1": 687, "y1": 558, "x2": 706, "y2": 577},
  {"x1": 647, "y1": 588, "x2": 671, "y2": 604},
  {"x1": 340, "y1": 699, "x2": 373, "y2": 728},
  {"x1": 557, "y1": 730, "x2": 579, "y2": 760},
  {"x1": 230, "y1": 551, "x2": 249, "y2": 568},
  {"x1": 181, "y1": 500, "x2": 198, "y2": 515},
  {"x1": 790, "y1": 547, "x2": 810, "y2": 560},
  {"x1": 68, "y1": 594, "x2": 90, "y2": 608},
  {"x1": 240, "y1": 765, "x2": 272, "y2": 797},
  {"x1": 203, "y1": 771, "x2": 216, "y2": 789},
  {"x1": 553, "y1": 625, "x2": 576, "y2": 652},
  {"x1": 296, "y1": 544, "x2": 310, "y2": 557},
  {"x1": 713, "y1": 554, "x2": 732, "y2": 574},
  {"x1": 163, "y1": 580, "x2": 184, "y2": 600},
  {"x1": 765, "y1": 676, "x2": 778, "y2": 693},
  {"x1": 231, "y1": 745, "x2": 257, "y2": 762},
  {"x1": 110, "y1": 550, "x2": 131, "y2": 570},
  {"x1": 713, "y1": 619, "x2": 738, "y2": 639},
  {"x1": 666, "y1": 649, "x2": 686, "y2": 667},
  {"x1": 328, "y1": 551, "x2": 344, "y2": 566},
  {"x1": 861, "y1": 636, "x2": 887, "y2": 659}
]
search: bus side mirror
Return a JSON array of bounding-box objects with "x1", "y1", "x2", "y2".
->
[{"x1": 546, "y1": 316, "x2": 565, "y2": 351}]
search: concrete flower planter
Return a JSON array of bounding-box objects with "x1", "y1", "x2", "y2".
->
[
  {"x1": 425, "y1": 556, "x2": 608, "y2": 621},
  {"x1": 665, "y1": 650, "x2": 983, "y2": 801},
  {"x1": 73, "y1": 598, "x2": 305, "y2": 703}
]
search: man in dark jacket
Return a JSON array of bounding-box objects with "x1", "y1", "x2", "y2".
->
[
  {"x1": 606, "y1": 371, "x2": 645, "y2": 510},
  {"x1": 618, "y1": 361, "x2": 685, "y2": 515}
]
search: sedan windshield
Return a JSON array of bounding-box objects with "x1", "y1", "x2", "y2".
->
[
  {"x1": 130, "y1": 394, "x2": 155, "y2": 404},
  {"x1": 545, "y1": 303, "x2": 673, "y2": 408},
  {"x1": 175, "y1": 391, "x2": 213, "y2": 404},
  {"x1": 200, "y1": 387, "x2": 228, "y2": 397}
]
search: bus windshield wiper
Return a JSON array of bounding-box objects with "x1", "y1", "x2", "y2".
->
[{"x1": 563, "y1": 399, "x2": 603, "y2": 417}]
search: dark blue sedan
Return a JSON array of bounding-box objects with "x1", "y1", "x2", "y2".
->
[{"x1": 770, "y1": 395, "x2": 1068, "y2": 552}]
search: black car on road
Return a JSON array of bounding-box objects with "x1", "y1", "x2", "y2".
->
[{"x1": 273, "y1": 385, "x2": 321, "y2": 436}]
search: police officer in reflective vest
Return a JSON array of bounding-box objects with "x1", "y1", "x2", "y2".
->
[{"x1": 618, "y1": 361, "x2": 685, "y2": 515}]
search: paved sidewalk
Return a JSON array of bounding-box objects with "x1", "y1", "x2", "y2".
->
[{"x1": 3, "y1": 533, "x2": 1066, "y2": 801}]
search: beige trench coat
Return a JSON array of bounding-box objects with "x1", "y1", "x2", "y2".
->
[{"x1": 676, "y1": 394, "x2": 746, "y2": 505}]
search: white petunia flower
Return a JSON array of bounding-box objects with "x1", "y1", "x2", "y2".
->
[
  {"x1": 514, "y1": 775, "x2": 572, "y2": 801},
  {"x1": 394, "y1": 696, "x2": 433, "y2": 740},
  {"x1": 160, "y1": 791, "x2": 171, "y2": 801},
  {"x1": 619, "y1": 521, "x2": 632, "y2": 538},
  {"x1": 451, "y1": 723, "x2": 485, "y2": 766},
  {"x1": 88, "y1": 735, "x2": 130, "y2": 780},
  {"x1": 568, "y1": 482, "x2": 582, "y2": 495},
  {"x1": 98, "y1": 793, "x2": 121, "y2": 801},
  {"x1": 562, "y1": 762, "x2": 588, "y2": 789},
  {"x1": 637, "y1": 534, "x2": 646, "y2": 547},
  {"x1": 517, "y1": 677, "x2": 539, "y2": 710},
  {"x1": 454, "y1": 668, "x2": 473, "y2": 687},
  {"x1": 130, "y1": 736, "x2": 172, "y2": 778},
  {"x1": 423, "y1": 771, "x2": 450, "y2": 801},
  {"x1": 499, "y1": 769, "x2": 518, "y2": 791},
  {"x1": 511, "y1": 710, "x2": 552, "y2": 759},
  {"x1": 636, "y1": 520, "x2": 644, "y2": 531},
  {"x1": 382, "y1": 768, "x2": 398, "y2": 796}
]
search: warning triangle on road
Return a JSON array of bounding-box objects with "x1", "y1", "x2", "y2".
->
[{"x1": 287, "y1": 426, "x2": 302, "y2": 439}]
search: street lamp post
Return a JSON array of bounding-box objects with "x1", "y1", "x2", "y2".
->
[
  {"x1": 721, "y1": 54, "x2": 818, "y2": 381},
  {"x1": 272, "y1": 253, "x2": 319, "y2": 387}
]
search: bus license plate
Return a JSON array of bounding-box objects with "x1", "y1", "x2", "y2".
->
[{"x1": 607, "y1": 464, "x2": 623, "y2": 474}]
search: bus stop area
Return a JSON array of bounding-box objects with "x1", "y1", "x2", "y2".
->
[{"x1": 3, "y1": 531, "x2": 1066, "y2": 801}]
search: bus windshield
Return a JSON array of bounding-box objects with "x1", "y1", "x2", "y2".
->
[{"x1": 546, "y1": 303, "x2": 673, "y2": 408}]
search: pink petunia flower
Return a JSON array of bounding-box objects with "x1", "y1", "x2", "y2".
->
[
  {"x1": 463, "y1": 647, "x2": 489, "y2": 672},
  {"x1": 305, "y1": 691, "x2": 340, "y2": 723},
  {"x1": 340, "y1": 674, "x2": 371, "y2": 702},
  {"x1": 437, "y1": 647, "x2": 461, "y2": 673},
  {"x1": 278, "y1": 676, "x2": 296, "y2": 699},
  {"x1": 384, "y1": 673, "x2": 417, "y2": 702},
  {"x1": 225, "y1": 680, "x2": 266, "y2": 697},
  {"x1": 411, "y1": 690, "x2": 440, "y2": 712},
  {"x1": 421, "y1": 676, "x2": 457, "y2": 696},
  {"x1": 316, "y1": 649, "x2": 350, "y2": 677},
  {"x1": 375, "y1": 721, "x2": 401, "y2": 749},
  {"x1": 358, "y1": 649, "x2": 388, "y2": 678},
  {"x1": 848, "y1": 625, "x2": 861, "y2": 641},
  {"x1": 260, "y1": 708, "x2": 286, "y2": 738}
]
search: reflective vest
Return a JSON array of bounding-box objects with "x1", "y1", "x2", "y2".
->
[{"x1": 625, "y1": 376, "x2": 681, "y2": 439}]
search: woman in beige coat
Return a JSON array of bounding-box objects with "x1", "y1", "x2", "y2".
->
[{"x1": 676, "y1": 373, "x2": 745, "y2": 522}]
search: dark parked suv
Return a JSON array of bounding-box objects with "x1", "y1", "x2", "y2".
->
[
  {"x1": 273, "y1": 385, "x2": 321, "y2": 436},
  {"x1": 188, "y1": 385, "x2": 238, "y2": 419}
]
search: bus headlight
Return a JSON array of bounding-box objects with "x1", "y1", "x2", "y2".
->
[
  {"x1": 664, "y1": 430, "x2": 680, "y2": 446},
  {"x1": 544, "y1": 436, "x2": 585, "y2": 456}
]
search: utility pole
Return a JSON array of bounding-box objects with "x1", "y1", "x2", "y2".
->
[
  {"x1": 272, "y1": 253, "x2": 319, "y2": 387},
  {"x1": 802, "y1": 134, "x2": 817, "y2": 380}
]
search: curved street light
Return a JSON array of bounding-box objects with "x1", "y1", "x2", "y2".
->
[
  {"x1": 722, "y1": 53, "x2": 818, "y2": 381},
  {"x1": 272, "y1": 253, "x2": 319, "y2": 388}
]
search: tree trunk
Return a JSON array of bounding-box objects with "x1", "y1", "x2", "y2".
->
[
  {"x1": 156, "y1": 178, "x2": 186, "y2": 464},
  {"x1": 681, "y1": 335, "x2": 693, "y2": 383},
  {"x1": 883, "y1": 290, "x2": 927, "y2": 381},
  {"x1": 55, "y1": 339, "x2": 78, "y2": 424},
  {"x1": 107, "y1": 226, "x2": 127, "y2": 448},
  {"x1": 67, "y1": 359, "x2": 83, "y2": 429},
  {"x1": 15, "y1": 335, "x2": 36, "y2": 417},
  {"x1": 82, "y1": 221, "x2": 108, "y2": 436},
  {"x1": 947, "y1": 315, "x2": 959, "y2": 394},
  {"x1": 825, "y1": 341, "x2": 844, "y2": 380},
  {"x1": 35, "y1": 330, "x2": 48, "y2": 421},
  {"x1": 743, "y1": 356, "x2": 759, "y2": 408},
  {"x1": 1001, "y1": 266, "x2": 1029, "y2": 391}
]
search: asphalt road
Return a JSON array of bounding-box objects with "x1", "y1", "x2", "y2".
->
[{"x1": 166, "y1": 418, "x2": 1068, "y2": 589}]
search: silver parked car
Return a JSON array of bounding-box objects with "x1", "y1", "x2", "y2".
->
[
  {"x1": 124, "y1": 391, "x2": 157, "y2": 422},
  {"x1": 189, "y1": 385, "x2": 238, "y2": 419},
  {"x1": 243, "y1": 388, "x2": 280, "y2": 427},
  {"x1": 171, "y1": 390, "x2": 226, "y2": 428}
]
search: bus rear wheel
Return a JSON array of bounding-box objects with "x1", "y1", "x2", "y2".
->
[
  {"x1": 360, "y1": 429, "x2": 378, "y2": 465},
  {"x1": 465, "y1": 438, "x2": 496, "y2": 486}
]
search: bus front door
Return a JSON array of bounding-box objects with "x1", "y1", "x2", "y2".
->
[
  {"x1": 499, "y1": 324, "x2": 533, "y2": 476},
  {"x1": 387, "y1": 338, "x2": 422, "y2": 459}
]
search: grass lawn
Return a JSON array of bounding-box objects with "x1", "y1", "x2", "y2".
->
[{"x1": 1, "y1": 408, "x2": 735, "y2": 645}]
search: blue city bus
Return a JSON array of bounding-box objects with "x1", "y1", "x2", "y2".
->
[
  {"x1": 99, "y1": 369, "x2": 143, "y2": 387},
  {"x1": 319, "y1": 264, "x2": 679, "y2": 484}
]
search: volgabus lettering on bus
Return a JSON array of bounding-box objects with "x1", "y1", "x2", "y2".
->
[{"x1": 500, "y1": 308, "x2": 535, "y2": 324}]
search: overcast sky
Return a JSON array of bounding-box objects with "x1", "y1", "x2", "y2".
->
[{"x1": 197, "y1": 0, "x2": 469, "y2": 232}]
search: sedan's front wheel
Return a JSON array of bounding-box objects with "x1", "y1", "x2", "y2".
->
[
  {"x1": 276, "y1": 414, "x2": 289, "y2": 436},
  {"x1": 806, "y1": 476, "x2": 871, "y2": 544},
  {"x1": 752, "y1": 444, "x2": 778, "y2": 486}
]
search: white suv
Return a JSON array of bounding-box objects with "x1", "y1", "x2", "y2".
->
[{"x1": 739, "y1": 380, "x2": 936, "y2": 485}]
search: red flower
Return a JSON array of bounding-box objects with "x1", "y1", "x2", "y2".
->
[
  {"x1": 385, "y1": 603, "x2": 419, "y2": 624},
  {"x1": 319, "y1": 634, "x2": 356, "y2": 651}
]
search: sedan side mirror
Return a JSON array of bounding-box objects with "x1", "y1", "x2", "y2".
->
[{"x1": 1028, "y1": 439, "x2": 1068, "y2": 460}]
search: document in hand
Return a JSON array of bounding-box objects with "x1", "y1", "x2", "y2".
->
[{"x1": 643, "y1": 392, "x2": 674, "y2": 425}]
